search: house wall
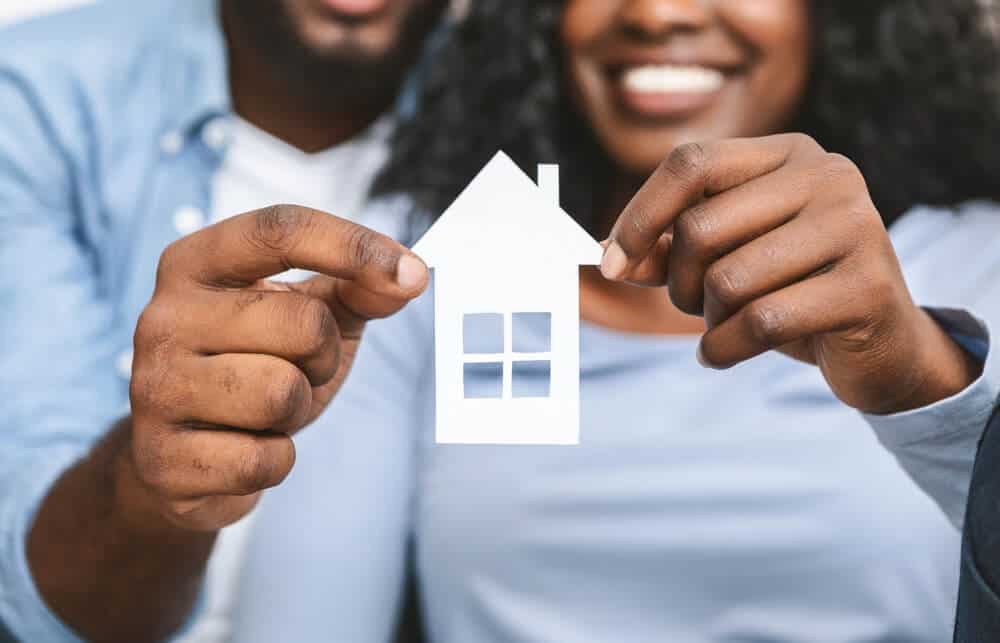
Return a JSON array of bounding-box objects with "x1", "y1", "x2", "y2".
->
[{"x1": 434, "y1": 264, "x2": 582, "y2": 445}]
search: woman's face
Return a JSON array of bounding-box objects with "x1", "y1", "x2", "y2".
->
[{"x1": 562, "y1": 0, "x2": 812, "y2": 177}]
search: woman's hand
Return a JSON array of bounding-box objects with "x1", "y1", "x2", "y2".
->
[{"x1": 601, "y1": 133, "x2": 980, "y2": 415}]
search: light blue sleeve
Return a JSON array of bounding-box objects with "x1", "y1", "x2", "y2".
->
[
  {"x1": 0, "y1": 57, "x2": 125, "y2": 641},
  {"x1": 864, "y1": 309, "x2": 1000, "y2": 530},
  {"x1": 228, "y1": 289, "x2": 434, "y2": 643}
]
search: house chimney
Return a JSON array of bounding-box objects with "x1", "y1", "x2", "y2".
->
[{"x1": 537, "y1": 164, "x2": 560, "y2": 208}]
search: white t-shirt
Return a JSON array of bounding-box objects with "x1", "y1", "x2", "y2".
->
[
  {"x1": 176, "y1": 113, "x2": 403, "y2": 643},
  {"x1": 213, "y1": 113, "x2": 395, "y2": 220}
]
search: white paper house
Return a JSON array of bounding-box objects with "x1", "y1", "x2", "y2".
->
[{"x1": 413, "y1": 151, "x2": 603, "y2": 445}]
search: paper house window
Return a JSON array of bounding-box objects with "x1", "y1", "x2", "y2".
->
[
  {"x1": 463, "y1": 362, "x2": 503, "y2": 399},
  {"x1": 461, "y1": 312, "x2": 552, "y2": 399},
  {"x1": 412, "y1": 152, "x2": 604, "y2": 444},
  {"x1": 512, "y1": 360, "x2": 551, "y2": 398}
]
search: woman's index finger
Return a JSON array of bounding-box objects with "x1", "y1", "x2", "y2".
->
[{"x1": 604, "y1": 135, "x2": 810, "y2": 280}]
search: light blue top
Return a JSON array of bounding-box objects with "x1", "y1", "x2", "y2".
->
[
  {"x1": 229, "y1": 201, "x2": 1000, "y2": 643},
  {"x1": 0, "y1": 0, "x2": 998, "y2": 641}
]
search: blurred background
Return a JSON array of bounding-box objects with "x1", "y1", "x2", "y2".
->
[{"x1": 0, "y1": 0, "x2": 90, "y2": 25}]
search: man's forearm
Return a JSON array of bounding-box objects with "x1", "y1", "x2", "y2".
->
[{"x1": 26, "y1": 418, "x2": 217, "y2": 643}]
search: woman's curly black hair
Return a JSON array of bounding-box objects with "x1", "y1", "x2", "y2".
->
[{"x1": 374, "y1": 0, "x2": 1000, "y2": 232}]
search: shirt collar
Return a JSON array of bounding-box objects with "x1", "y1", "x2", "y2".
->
[{"x1": 167, "y1": 0, "x2": 231, "y2": 139}]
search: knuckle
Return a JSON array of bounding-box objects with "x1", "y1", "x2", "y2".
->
[
  {"x1": 128, "y1": 366, "x2": 162, "y2": 411},
  {"x1": 666, "y1": 276, "x2": 703, "y2": 316},
  {"x1": 234, "y1": 442, "x2": 274, "y2": 493},
  {"x1": 864, "y1": 272, "x2": 901, "y2": 317},
  {"x1": 839, "y1": 198, "x2": 884, "y2": 247},
  {"x1": 130, "y1": 321, "x2": 189, "y2": 415},
  {"x1": 130, "y1": 434, "x2": 173, "y2": 492},
  {"x1": 704, "y1": 263, "x2": 745, "y2": 309},
  {"x1": 820, "y1": 152, "x2": 863, "y2": 185},
  {"x1": 133, "y1": 300, "x2": 175, "y2": 352},
  {"x1": 129, "y1": 358, "x2": 178, "y2": 415},
  {"x1": 155, "y1": 239, "x2": 186, "y2": 286},
  {"x1": 662, "y1": 142, "x2": 710, "y2": 185},
  {"x1": 673, "y1": 206, "x2": 715, "y2": 258},
  {"x1": 744, "y1": 301, "x2": 789, "y2": 348},
  {"x1": 307, "y1": 335, "x2": 343, "y2": 386},
  {"x1": 268, "y1": 439, "x2": 297, "y2": 488},
  {"x1": 248, "y1": 204, "x2": 309, "y2": 253},
  {"x1": 785, "y1": 132, "x2": 824, "y2": 156},
  {"x1": 698, "y1": 338, "x2": 725, "y2": 367},
  {"x1": 346, "y1": 225, "x2": 394, "y2": 271},
  {"x1": 289, "y1": 297, "x2": 335, "y2": 357},
  {"x1": 263, "y1": 364, "x2": 309, "y2": 425}
]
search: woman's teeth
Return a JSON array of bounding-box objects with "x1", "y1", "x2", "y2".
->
[{"x1": 621, "y1": 65, "x2": 725, "y2": 94}]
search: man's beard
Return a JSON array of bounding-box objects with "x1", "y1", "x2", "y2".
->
[{"x1": 227, "y1": 0, "x2": 445, "y2": 112}]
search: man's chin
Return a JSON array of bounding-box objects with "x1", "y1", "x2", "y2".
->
[
  {"x1": 294, "y1": 18, "x2": 398, "y2": 65},
  {"x1": 290, "y1": 0, "x2": 431, "y2": 59},
  {"x1": 227, "y1": 0, "x2": 444, "y2": 107}
]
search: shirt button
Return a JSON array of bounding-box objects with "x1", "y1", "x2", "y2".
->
[
  {"x1": 201, "y1": 117, "x2": 229, "y2": 150},
  {"x1": 116, "y1": 349, "x2": 133, "y2": 379},
  {"x1": 173, "y1": 206, "x2": 206, "y2": 236},
  {"x1": 160, "y1": 131, "x2": 183, "y2": 156}
]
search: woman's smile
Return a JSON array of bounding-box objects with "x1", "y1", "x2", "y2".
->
[
  {"x1": 563, "y1": 0, "x2": 810, "y2": 176},
  {"x1": 595, "y1": 34, "x2": 749, "y2": 123},
  {"x1": 615, "y1": 63, "x2": 728, "y2": 120}
]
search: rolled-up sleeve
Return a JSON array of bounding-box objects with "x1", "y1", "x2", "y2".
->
[
  {"x1": 864, "y1": 308, "x2": 1000, "y2": 530},
  {"x1": 0, "y1": 65, "x2": 124, "y2": 642}
]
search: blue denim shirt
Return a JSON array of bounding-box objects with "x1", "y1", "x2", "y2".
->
[
  {"x1": 1, "y1": 1, "x2": 999, "y2": 642},
  {"x1": 0, "y1": 1, "x2": 277, "y2": 640}
]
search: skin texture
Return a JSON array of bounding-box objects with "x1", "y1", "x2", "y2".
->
[
  {"x1": 225, "y1": 0, "x2": 446, "y2": 151},
  {"x1": 559, "y1": 0, "x2": 979, "y2": 413},
  {"x1": 126, "y1": 206, "x2": 427, "y2": 531},
  {"x1": 30, "y1": 207, "x2": 429, "y2": 642},
  {"x1": 29, "y1": 206, "x2": 429, "y2": 642},
  {"x1": 26, "y1": 1, "x2": 439, "y2": 639}
]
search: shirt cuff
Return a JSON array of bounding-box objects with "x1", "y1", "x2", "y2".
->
[{"x1": 863, "y1": 307, "x2": 1000, "y2": 529}]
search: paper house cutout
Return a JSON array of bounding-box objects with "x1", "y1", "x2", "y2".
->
[{"x1": 413, "y1": 151, "x2": 603, "y2": 445}]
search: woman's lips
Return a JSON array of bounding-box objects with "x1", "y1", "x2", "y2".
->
[{"x1": 614, "y1": 64, "x2": 727, "y2": 119}]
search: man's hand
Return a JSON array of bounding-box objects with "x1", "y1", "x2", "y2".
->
[
  {"x1": 600, "y1": 134, "x2": 980, "y2": 415},
  {"x1": 128, "y1": 204, "x2": 428, "y2": 531}
]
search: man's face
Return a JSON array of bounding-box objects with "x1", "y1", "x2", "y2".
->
[{"x1": 229, "y1": 0, "x2": 446, "y2": 107}]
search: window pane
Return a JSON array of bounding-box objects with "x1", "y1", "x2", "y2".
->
[
  {"x1": 512, "y1": 360, "x2": 551, "y2": 398},
  {"x1": 464, "y1": 362, "x2": 503, "y2": 399},
  {"x1": 512, "y1": 312, "x2": 551, "y2": 353},
  {"x1": 463, "y1": 313, "x2": 504, "y2": 354}
]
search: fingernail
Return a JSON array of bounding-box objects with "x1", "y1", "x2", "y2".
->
[
  {"x1": 396, "y1": 254, "x2": 427, "y2": 291},
  {"x1": 600, "y1": 241, "x2": 628, "y2": 280}
]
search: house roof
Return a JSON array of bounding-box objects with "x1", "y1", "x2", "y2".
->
[{"x1": 412, "y1": 151, "x2": 604, "y2": 268}]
